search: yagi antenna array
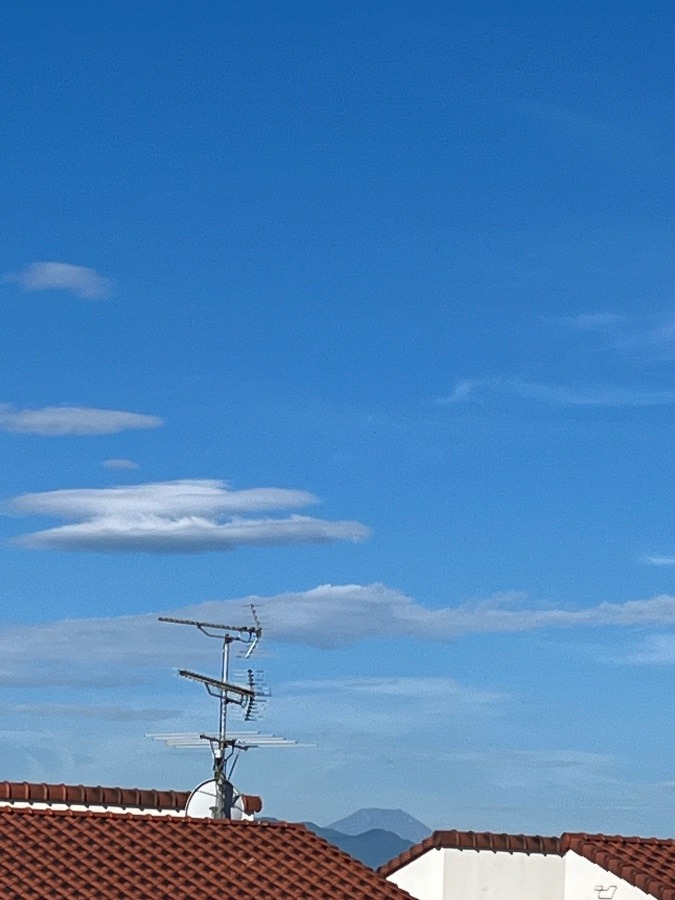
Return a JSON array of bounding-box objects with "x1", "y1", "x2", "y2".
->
[{"x1": 154, "y1": 604, "x2": 298, "y2": 819}]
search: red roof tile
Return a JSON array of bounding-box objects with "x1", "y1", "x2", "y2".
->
[
  {"x1": 378, "y1": 829, "x2": 561, "y2": 876},
  {"x1": 0, "y1": 780, "x2": 262, "y2": 815},
  {"x1": 0, "y1": 805, "x2": 414, "y2": 899},
  {"x1": 0, "y1": 780, "x2": 189, "y2": 810},
  {"x1": 379, "y1": 829, "x2": 675, "y2": 900},
  {"x1": 563, "y1": 834, "x2": 675, "y2": 900}
]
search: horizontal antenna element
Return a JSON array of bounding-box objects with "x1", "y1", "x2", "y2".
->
[{"x1": 178, "y1": 669, "x2": 254, "y2": 699}]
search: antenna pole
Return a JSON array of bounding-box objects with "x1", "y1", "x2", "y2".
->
[{"x1": 214, "y1": 634, "x2": 233, "y2": 819}]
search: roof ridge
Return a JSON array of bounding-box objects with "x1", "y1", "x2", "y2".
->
[
  {"x1": 0, "y1": 804, "x2": 297, "y2": 826},
  {"x1": 380, "y1": 829, "x2": 675, "y2": 900},
  {"x1": 563, "y1": 832, "x2": 675, "y2": 845},
  {"x1": 0, "y1": 779, "x2": 189, "y2": 810},
  {"x1": 379, "y1": 828, "x2": 563, "y2": 876}
]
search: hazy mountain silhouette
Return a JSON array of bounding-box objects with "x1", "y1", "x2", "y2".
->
[
  {"x1": 265, "y1": 806, "x2": 431, "y2": 868},
  {"x1": 327, "y1": 807, "x2": 431, "y2": 844},
  {"x1": 302, "y1": 822, "x2": 413, "y2": 869}
]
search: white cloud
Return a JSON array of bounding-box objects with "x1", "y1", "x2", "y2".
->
[
  {"x1": 281, "y1": 675, "x2": 502, "y2": 706},
  {"x1": 642, "y1": 554, "x2": 675, "y2": 567},
  {"x1": 7, "y1": 479, "x2": 370, "y2": 553},
  {"x1": 0, "y1": 405, "x2": 163, "y2": 436},
  {"x1": 0, "y1": 586, "x2": 673, "y2": 678},
  {"x1": 438, "y1": 377, "x2": 675, "y2": 407},
  {"x1": 267, "y1": 675, "x2": 505, "y2": 740},
  {"x1": 4, "y1": 262, "x2": 112, "y2": 299},
  {"x1": 623, "y1": 635, "x2": 675, "y2": 664},
  {"x1": 222, "y1": 585, "x2": 675, "y2": 647},
  {"x1": 102, "y1": 458, "x2": 140, "y2": 469},
  {"x1": 0, "y1": 704, "x2": 179, "y2": 722},
  {"x1": 554, "y1": 313, "x2": 629, "y2": 332},
  {"x1": 548, "y1": 311, "x2": 675, "y2": 361}
]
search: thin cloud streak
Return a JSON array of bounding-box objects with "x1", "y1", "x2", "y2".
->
[
  {"x1": 0, "y1": 405, "x2": 163, "y2": 436},
  {"x1": 642, "y1": 555, "x2": 675, "y2": 567},
  {"x1": 7, "y1": 479, "x2": 370, "y2": 553},
  {"x1": 281, "y1": 675, "x2": 503, "y2": 704},
  {"x1": 625, "y1": 635, "x2": 675, "y2": 665},
  {"x1": 102, "y1": 458, "x2": 140, "y2": 470},
  {"x1": 0, "y1": 704, "x2": 179, "y2": 722},
  {"x1": 550, "y1": 311, "x2": 675, "y2": 358},
  {"x1": 4, "y1": 262, "x2": 112, "y2": 299},
  {"x1": 438, "y1": 377, "x2": 675, "y2": 407},
  {"x1": 553, "y1": 313, "x2": 629, "y2": 331}
]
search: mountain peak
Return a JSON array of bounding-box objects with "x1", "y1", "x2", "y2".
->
[{"x1": 326, "y1": 808, "x2": 431, "y2": 844}]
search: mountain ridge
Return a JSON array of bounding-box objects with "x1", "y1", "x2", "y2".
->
[{"x1": 327, "y1": 807, "x2": 432, "y2": 844}]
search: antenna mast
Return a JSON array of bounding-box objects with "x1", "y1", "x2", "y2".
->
[{"x1": 158, "y1": 606, "x2": 263, "y2": 819}]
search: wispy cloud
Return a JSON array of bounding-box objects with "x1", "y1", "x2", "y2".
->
[
  {"x1": 4, "y1": 262, "x2": 112, "y2": 299},
  {"x1": 0, "y1": 405, "x2": 163, "y2": 436},
  {"x1": 438, "y1": 377, "x2": 675, "y2": 408},
  {"x1": 0, "y1": 586, "x2": 673, "y2": 673},
  {"x1": 282, "y1": 675, "x2": 502, "y2": 704},
  {"x1": 622, "y1": 635, "x2": 675, "y2": 665},
  {"x1": 551, "y1": 311, "x2": 675, "y2": 358},
  {"x1": 240, "y1": 585, "x2": 675, "y2": 646},
  {"x1": 7, "y1": 479, "x2": 370, "y2": 553},
  {"x1": 554, "y1": 313, "x2": 629, "y2": 332},
  {"x1": 102, "y1": 458, "x2": 140, "y2": 470},
  {"x1": 271, "y1": 675, "x2": 505, "y2": 738},
  {"x1": 0, "y1": 704, "x2": 179, "y2": 722},
  {"x1": 642, "y1": 554, "x2": 675, "y2": 567}
]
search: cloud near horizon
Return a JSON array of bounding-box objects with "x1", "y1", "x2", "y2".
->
[
  {"x1": 0, "y1": 405, "x2": 163, "y2": 436},
  {"x1": 4, "y1": 262, "x2": 112, "y2": 299},
  {"x1": 6, "y1": 479, "x2": 370, "y2": 552}
]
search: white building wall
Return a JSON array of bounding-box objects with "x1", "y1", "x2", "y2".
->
[
  {"x1": 388, "y1": 848, "x2": 565, "y2": 900},
  {"x1": 563, "y1": 851, "x2": 655, "y2": 900},
  {"x1": 388, "y1": 848, "x2": 445, "y2": 900},
  {"x1": 387, "y1": 847, "x2": 660, "y2": 900},
  {"x1": 441, "y1": 847, "x2": 564, "y2": 900}
]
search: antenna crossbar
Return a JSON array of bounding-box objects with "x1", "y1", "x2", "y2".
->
[
  {"x1": 178, "y1": 669, "x2": 254, "y2": 699},
  {"x1": 159, "y1": 615, "x2": 260, "y2": 636},
  {"x1": 147, "y1": 731, "x2": 303, "y2": 749}
]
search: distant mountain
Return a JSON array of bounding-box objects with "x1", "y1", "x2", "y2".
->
[
  {"x1": 327, "y1": 808, "x2": 432, "y2": 844},
  {"x1": 302, "y1": 823, "x2": 412, "y2": 869}
]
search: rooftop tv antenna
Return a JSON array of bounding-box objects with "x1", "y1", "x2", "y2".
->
[{"x1": 156, "y1": 606, "x2": 296, "y2": 819}]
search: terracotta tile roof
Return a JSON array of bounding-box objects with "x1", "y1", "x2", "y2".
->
[
  {"x1": 0, "y1": 780, "x2": 189, "y2": 811},
  {"x1": 0, "y1": 780, "x2": 262, "y2": 815},
  {"x1": 378, "y1": 829, "x2": 561, "y2": 876},
  {"x1": 0, "y1": 805, "x2": 414, "y2": 899},
  {"x1": 563, "y1": 833, "x2": 675, "y2": 900},
  {"x1": 379, "y1": 829, "x2": 675, "y2": 900}
]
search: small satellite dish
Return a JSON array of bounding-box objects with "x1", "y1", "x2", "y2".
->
[{"x1": 184, "y1": 778, "x2": 249, "y2": 820}]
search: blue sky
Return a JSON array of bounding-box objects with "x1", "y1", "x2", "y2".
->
[{"x1": 1, "y1": 0, "x2": 674, "y2": 835}]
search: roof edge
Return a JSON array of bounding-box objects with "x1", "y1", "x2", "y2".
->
[{"x1": 378, "y1": 829, "x2": 562, "y2": 876}]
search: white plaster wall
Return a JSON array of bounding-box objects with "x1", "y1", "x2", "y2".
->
[
  {"x1": 563, "y1": 851, "x2": 655, "y2": 900},
  {"x1": 388, "y1": 848, "x2": 445, "y2": 900},
  {"x1": 441, "y1": 848, "x2": 565, "y2": 900},
  {"x1": 388, "y1": 848, "x2": 565, "y2": 900}
]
